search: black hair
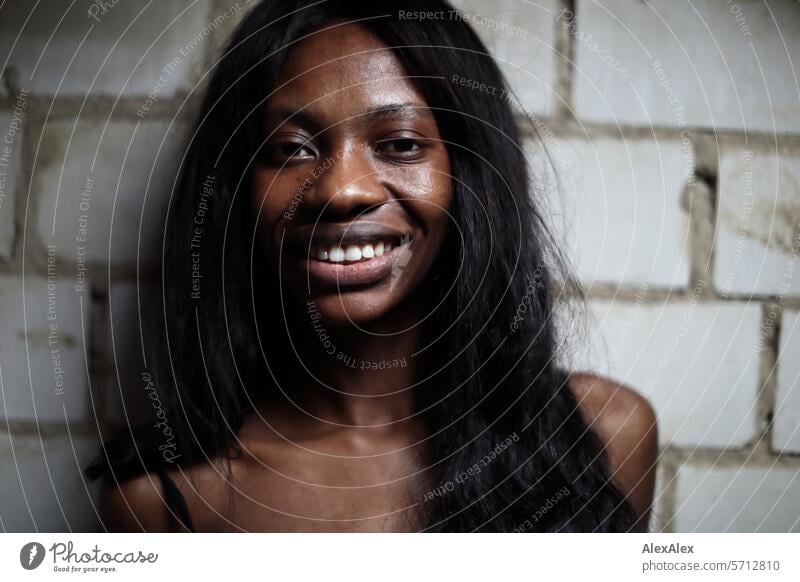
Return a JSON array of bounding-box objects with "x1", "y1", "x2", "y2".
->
[{"x1": 86, "y1": 0, "x2": 642, "y2": 532}]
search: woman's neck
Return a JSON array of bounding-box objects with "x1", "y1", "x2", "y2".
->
[{"x1": 280, "y1": 295, "x2": 428, "y2": 429}]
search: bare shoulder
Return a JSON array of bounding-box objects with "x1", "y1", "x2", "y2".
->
[
  {"x1": 99, "y1": 464, "x2": 220, "y2": 532},
  {"x1": 99, "y1": 472, "x2": 174, "y2": 532},
  {"x1": 568, "y1": 372, "x2": 658, "y2": 525}
]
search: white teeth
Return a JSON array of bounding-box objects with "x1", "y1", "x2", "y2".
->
[
  {"x1": 328, "y1": 245, "x2": 345, "y2": 262},
  {"x1": 344, "y1": 245, "x2": 362, "y2": 261},
  {"x1": 311, "y1": 239, "x2": 404, "y2": 262}
]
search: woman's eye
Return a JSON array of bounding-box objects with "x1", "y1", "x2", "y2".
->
[
  {"x1": 261, "y1": 141, "x2": 315, "y2": 164},
  {"x1": 376, "y1": 138, "x2": 425, "y2": 160}
]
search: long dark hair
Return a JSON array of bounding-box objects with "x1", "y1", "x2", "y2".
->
[{"x1": 86, "y1": 0, "x2": 641, "y2": 532}]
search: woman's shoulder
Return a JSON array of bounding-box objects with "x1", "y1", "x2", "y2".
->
[
  {"x1": 99, "y1": 461, "x2": 226, "y2": 532},
  {"x1": 99, "y1": 470, "x2": 176, "y2": 531},
  {"x1": 567, "y1": 372, "x2": 657, "y2": 437},
  {"x1": 567, "y1": 372, "x2": 658, "y2": 523}
]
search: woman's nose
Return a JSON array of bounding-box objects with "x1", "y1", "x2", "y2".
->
[{"x1": 302, "y1": 144, "x2": 387, "y2": 217}]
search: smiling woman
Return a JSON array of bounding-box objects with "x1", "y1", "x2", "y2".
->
[
  {"x1": 85, "y1": 0, "x2": 657, "y2": 532},
  {"x1": 257, "y1": 27, "x2": 453, "y2": 324}
]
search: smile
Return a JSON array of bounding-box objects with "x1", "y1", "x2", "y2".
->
[
  {"x1": 294, "y1": 237, "x2": 412, "y2": 287},
  {"x1": 311, "y1": 237, "x2": 409, "y2": 263},
  {"x1": 283, "y1": 222, "x2": 414, "y2": 287}
]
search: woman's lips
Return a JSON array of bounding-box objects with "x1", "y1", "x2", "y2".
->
[
  {"x1": 293, "y1": 239, "x2": 411, "y2": 288},
  {"x1": 282, "y1": 221, "x2": 413, "y2": 288}
]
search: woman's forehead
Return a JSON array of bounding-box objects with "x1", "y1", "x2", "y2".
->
[{"x1": 270, "y1": 23, "x2": 426, "y2": 118}]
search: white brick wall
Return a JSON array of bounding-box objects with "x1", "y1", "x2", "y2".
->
[
  {"x1": 534, "y1": 135, "x2": 692, "y2": 287},
  {"x1": 715, "y1": 144, "x2": 800, "y2": 297},
  {"x1": 451, "y1": 0, "x2": 560, "y2": 116},
  {"x1": 572, "y1": 0, "x2": 800, "y2": 133},
  {"x1": 0, "y1": 277, "x2": 90, "y2": 423},
  {"x1": 34, "y1": 118, "x2": 186, "y2": 266},
  {"x1": 571, "y1": 300, "x2": 761, "y2": 449},
  {"x1": 773, "y1": 309, "x2": 800, "y2": 454},
  {"x1": 674, "y1": 464, "x2": 800, "y2": 532},
  {"x1": 0, "y1": 0, "x2": 212, "y2": 97}
]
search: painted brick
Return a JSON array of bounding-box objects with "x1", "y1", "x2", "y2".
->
[
  {"x1": 570, "y1": 300, "x2": 761, "y2": 448},
  {"x1": 773, "y1": 309, "x2": 800, "y2": 453},
  {"x1": 531, "y1": 135, "x2": 692, "y2": 287},
  {"x1": 573, "y1": 0, "x2": 800, "y2": 133},
  {"x1": 0, "y1": 276, "x2": 89, "y2": 423},
  {"x1": 34, "y1": 118, "x2": 186, "y2": 266},
  {"x1": 0, "y1": 434, "x2": 101, "y2": 532},
  {"x1": 0, "y1": 108, "x2": 25, "y2": 259},
  {"x1": 450, "y1": 0, "x2": 559, "y2": 116},
  {"x1": 0, "y1": 0, "x2": 212, "y2": 97},
  {"x1": 714, "y1": 145, "x2": 800, "y2": 296},
  {"x1": 674, "y1": 464, "x2": 800, "y2": 532}
]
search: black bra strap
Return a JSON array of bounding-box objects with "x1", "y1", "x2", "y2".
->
[{"x1": 157, "y1": 470, "x2": 196, "y2": 532}]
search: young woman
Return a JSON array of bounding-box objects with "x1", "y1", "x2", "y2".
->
[{"x1": 86, "y1": 0, "x2": 657, "y2": 532}]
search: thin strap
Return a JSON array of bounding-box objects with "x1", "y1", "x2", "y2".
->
[{"x1": 157, "y1": 470, "x2": 196, "y2": 532}]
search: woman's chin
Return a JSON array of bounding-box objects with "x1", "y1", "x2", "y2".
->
[{"x1": 300, "y1": 288, "x2": 403, "y2": 329}]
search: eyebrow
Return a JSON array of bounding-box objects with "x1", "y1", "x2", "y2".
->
[
  {"x1": 263, "y1": 102, "x2": 433, "y2": 132},
  {"x1": 362, "y1": 102, "x2": 432, "y2": 122}
]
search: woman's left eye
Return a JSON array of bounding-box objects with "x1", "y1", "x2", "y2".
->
[{"x1": 376, "y1": 137, "x2": 425, "y2": 160}]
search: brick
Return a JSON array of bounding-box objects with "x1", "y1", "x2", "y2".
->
[
  {"x1": 531, "y1": 135, "x2": 692, "y2": 287},
  {"x1": 0, "y1": 0, "x2": 213, "y2": 97},
  {"x1": 0, "y1": 433, "x2": 101, "y2": 532},
  {"x1": 450, "y1": 0, "x2": 559, "y2": 116},
  {"x1": 34, "y1": 118, "x2": 186, "y2": 266},
  {"x1": 571, "y1": 300, "x2": 761, "y2": 448},
  {"x1": 773, "y1": 310, "x2": 800, "y2": 453},
  {"x1": 0, "y1": 107, "x2": 26, "y2": 259},
  {"x1": 714, "y1": 145, "x2": 800, "y2": 297},
  {"x1": 572, "y1": 0, "x2": 800, "y2": 133},
  {"x1": 674, "y1": 464, "x2": 800, "y2": 532},
  {"x1": 0, "y1": 276, "x2": 90, "y2": 423}
]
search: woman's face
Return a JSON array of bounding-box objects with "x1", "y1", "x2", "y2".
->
[{"x1": 252, "y1": 23, "x2": 453, "y2": 326}]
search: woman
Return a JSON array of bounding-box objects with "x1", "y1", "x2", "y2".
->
[{"x1": 86, "y1": 0, "x2": 657, "y2": 532}]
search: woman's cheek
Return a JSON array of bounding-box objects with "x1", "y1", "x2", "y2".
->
[
  {"x1": 252, "y1": 170, "x2": 295, "y2": 231},
  {"x1": 389, "y1": 164, "x2": 453, "y2": 218}
]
